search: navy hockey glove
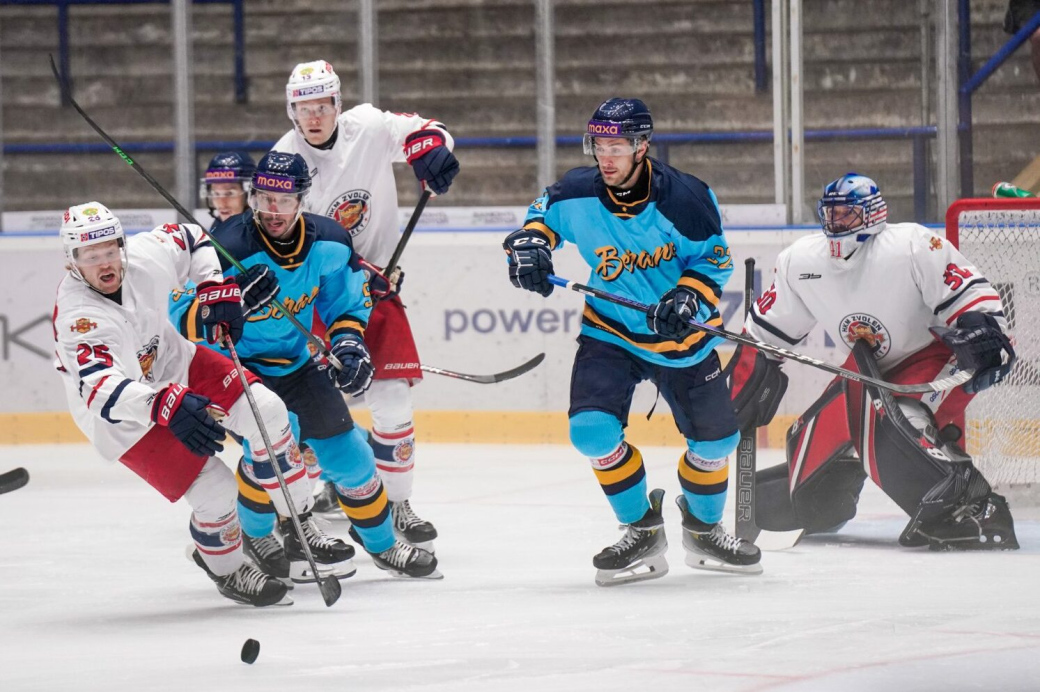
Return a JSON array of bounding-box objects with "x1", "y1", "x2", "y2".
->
[
  {"x1": 503, "y1": 229, "x2": 554, "y2": 296},
  {"x1": 726, "y1": 342, "x2": 788, "y2": 432},
  {"x1": 358, "y1": 257, "x2": 404, "y2": 302},
  {"x1": 646, "y1": 286, "x2": 699, "y2": 340},
  {"x1": 405, "y1": 128, "x2": 459, "y2": 195},
  {"x1": 239, "y1": 264, "x2": 280, "y2": 317},
  {"x1": 938, "y1": 312, "x2": 1016, "y2": 394},
  {"x1": 327, "y1": 335, "x2": 375, "y2": 396},
  {"x1": 196, "y1": 278, "x2": 244, "y2": 344},
  {"x1": 151, "y1": 384, "x2": 226, "y2": 457}
]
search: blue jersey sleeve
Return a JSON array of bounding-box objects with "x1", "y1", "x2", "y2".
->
[
  {"x1": 310, "y1": 230, "x2": 372, "y2": 345},
  {"x1": 673, "y1": 187, "x2": 732, "y2": 321}
]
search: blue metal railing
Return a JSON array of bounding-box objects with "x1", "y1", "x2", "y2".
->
[
  {"x1": 2, "y1": 127, "x2": 938, "y2": 223},
  {"x1": 0, "y1": 0, "x2": 247, "y2": 104},
  {"x1": 958, "y1": 2, "x2": 1040, "y2": 196},
  {"x1": 752, "y1": 0, "x2": 767, "y2": 94}
]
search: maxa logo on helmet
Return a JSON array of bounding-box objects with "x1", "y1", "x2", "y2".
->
[
  {"x1": 79, "y1": 225, "x2": 119, "y2": 242},
  {"x1": 587, "y1": 121, "x2": 622, "y2": 136},
  {"x1": 254, "y1": 174, "x2": 296, "y2": 192},
  {"x1": 292, "y1": 85, "x2": 326, "y2": 98},
  {"x1": 205, "y1": 169, "x2": 239, "y2": 182}
]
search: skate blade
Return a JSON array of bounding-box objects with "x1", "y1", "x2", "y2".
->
[
  {"x1": 385, "y1": 567, "x2": 444, "y2": 580},
  {"x1": 684, "y1": 552, "x2": 763, "y2": 575},
  {"x1": 595, "y1": 555, "x2": 669, "y2": 587},
  {"x1": 754, "y1": 529, "x2": 804, "y2": 551},
  {"x1": 290, "y1": 558, "x2": 357, "y2": 584}
]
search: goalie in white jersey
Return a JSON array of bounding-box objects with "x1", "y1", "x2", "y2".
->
[
  {"x1": 53, "y1": 202, "x2": 317, "y2": 606},
  {"x1": 729, "y1": 174, "x2": 1018, "y2": 551},
  {"x1": 271, "y1": 59, "x2": 460, "y2": 549}
]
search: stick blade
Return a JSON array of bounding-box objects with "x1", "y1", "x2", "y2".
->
[
  {"x1": 318, "y1": 575, "x2": 342, "y2": 607},
  {"x1": 491, "y1": 352, "x2": 545, "y2": 383},
  {"x1": 753, "y1": 528, "x2": 804, "y2": 551},
  {"x1": 0, "y1": 467, "x2": 29, "y2": 495}
]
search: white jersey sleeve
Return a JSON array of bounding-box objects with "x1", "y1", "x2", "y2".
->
[
  {"x1": 55, "y1": 303, "x2": 158, "y2": 428},
  {"x1": 744, "y1": 246, "x2": 818, "y2": 348},
  {"x1": 907, "y1": 230, "x2": 1007, "y2": 330},
  {"x1": 140, "y1": 223, "x2": 223, "y2": 289}
]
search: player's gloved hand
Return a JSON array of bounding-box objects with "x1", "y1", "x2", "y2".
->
[
  {"x1": 151, "y1": 383, "x2": 226, "y2": 456},
  {"x1": 646, "y1": 286, "x2": 699, "y2": 339},
  {"x1": 503, "y1": 229, "x2": 554, "y2": 296},
  {"x1": 196, "y1": 278, "x2": 244, "y2": 344},
  {"x1": 937, "y1": 312, "x2": 1016, "y2": 394},
  {"x1": 404, "y1": 128, "x2": 459, "y2": 195},
  {"x1": 726, "y1": 342, "x2": 788, "y2": 431},
  {"x1": 239, "y1": 264, "x2": 280, "y2": 317},
  {"x1": 358, "y1": 257, "x2": 405, "y2": 302},
  {"x1": 327, "y1": 335, "x2": 375, "y2": 396}
]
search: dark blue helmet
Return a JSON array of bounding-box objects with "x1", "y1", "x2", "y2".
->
[
  {"x1": 252, "y1": 151, "x2": 312, "y2": 196},
  {"x1": 583, "y1": 98, "x2": 653, "y2": 156},
  {"x1": 203, "y1": 151, "x2": 256, "y2": 185}
]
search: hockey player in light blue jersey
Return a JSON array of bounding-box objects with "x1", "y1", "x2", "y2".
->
[
  {"x1": 171, "y1": 152, "x2": 439, "y2": 581},
  {"x1": 503, "y1": 98, "x2": 762, "y2": 586}
]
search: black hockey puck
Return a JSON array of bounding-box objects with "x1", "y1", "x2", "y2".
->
[{"x1": 241, "y1": 639, "x2": 260, "y2": 664}]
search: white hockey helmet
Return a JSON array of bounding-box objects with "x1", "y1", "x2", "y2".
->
[
  {"x1": 60, "y1": 202, "x2": 127, "y2": 285},
  {"x1": 285, "y1": 60, "x2": 341, "y2": 123}
]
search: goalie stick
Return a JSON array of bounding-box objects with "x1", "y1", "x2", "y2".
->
[
  {"x1": 547, "y1": 275, "x2": 974, "y2": 395},
  {"x1": 734, "y1": 260, "x2": 803, "y2": 550},
  {"x1": 0, "y1": 467, "x2": 29, "y2": 495},
  {"x1": 421, "y1": 353, "x2": 544, "y2": 384}
]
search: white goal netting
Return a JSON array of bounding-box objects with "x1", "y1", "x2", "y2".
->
[{"x1": 946, "y1": 198, "x2": 1040, "y2": 498}]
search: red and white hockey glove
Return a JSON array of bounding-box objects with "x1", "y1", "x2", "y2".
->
[
  {"x1": 151, "y1": 384, "x2": 227, "y2": 457},
  {"x1": 404, "y1": 127, "x2": 459, "y2": 195},
  {"x1": 195, "y1": 277, "x2": 244, "y2": 344}
]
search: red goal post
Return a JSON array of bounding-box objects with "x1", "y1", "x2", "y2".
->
[{"x1": 945, "y1": 197, "x2": 1040, "y2": 503}]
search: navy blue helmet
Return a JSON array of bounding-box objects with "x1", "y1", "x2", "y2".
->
[
  {"x1": 204, "y1": 151, "x2": 256, "y2": 185},
  {"x1": 583, "y1": 97, "x2": 653, "y2": 156},
  {"x1": 252, "y1": 151, "x2": 312, "y2": 196}
]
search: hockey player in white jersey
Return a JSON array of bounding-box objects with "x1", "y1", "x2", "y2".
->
[
  {"x1": 53, "y1": 202, "x2": 317, "y2": 606},
  {"x1": 272, "y1": 59, "x2": 460, "y2": 549},
  {"x1": 729, "y1": 174, "x2": 1018, "y2": 550}
]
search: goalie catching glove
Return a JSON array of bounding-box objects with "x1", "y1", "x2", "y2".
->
[
  {"x1": 727, "y1": 342, "x2": 788, "y2": 432},
  {"x1": 151, "y1": 384, "x2": 227, "y2": 457},
  {"x1": 936, "y1": 312, "x2": 1015, "y2": 394}
]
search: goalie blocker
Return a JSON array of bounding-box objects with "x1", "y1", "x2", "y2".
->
[{"x1": 750, "y1": 340, "x2": 1018, "y2": 551}]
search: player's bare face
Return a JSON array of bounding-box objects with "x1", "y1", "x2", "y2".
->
[
  {"x1": 209, "y1": 182, "x2": 247, "y2": 221},
  {"x1": 76, "y1": 240, "x2": 123, "y2": 294},
  {"x1": 294, "y1": 98, "x2": 337, "y2": 146},
  {"x1": 252, "y1": 191, "x2": 301, "y2": 239},
  {"x1": 594, "y1": 137, "x2": 643, "y2": 188}
]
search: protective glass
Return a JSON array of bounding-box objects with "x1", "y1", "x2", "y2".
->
[
  {"x1": 73, "y1": 241, "x2": 123, "y2": 267},
  {"x1": 208, "y1": 188, "x2": 246, "y2": 200},
  {"x1": 250, "y1": 190, "x2": 302, "y2": 216},
  {"x1": 582, "y1": 134, "x2": 639, "y2": 157},
  {"x1": 293, "y1": 103, "x2": 336, "y2": 120}
]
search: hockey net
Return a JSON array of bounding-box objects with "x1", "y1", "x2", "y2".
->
[{"x1": 946, "y1": 198, "x2": 1040, "y2": 501}]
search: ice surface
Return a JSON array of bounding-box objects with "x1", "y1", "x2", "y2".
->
[{"x1": 1, "y1": 443, "x2": 1039, "y2": 691}]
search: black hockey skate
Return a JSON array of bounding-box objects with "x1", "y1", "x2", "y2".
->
[
  {"x1": 371, "y1": 540, "x2": 442, "y2": 579},
  {"x1": 676, "y1": 496, "x2": 762, "y2": 575},
  {"x1": 912, "y1": 493, "x2": 1019, "y2": 551},
  {"x1": 593, "y1": 488, "x2": 668, "y2": 587},
  {"x1": 311, "y1": 480, "x2": 341, "y2": 517},
  {"x1": 278, "y1": 512, "x2": 357, "y2": 583},
  {"x1": 191, "y1": 549, "x2": 292, "y2": 607},
  {"x1": 242, "y1": 532, "x2": 292, "y2": 585},
  {"x1": 392, "y1": 499, "x2": 438, "y2": 552}
]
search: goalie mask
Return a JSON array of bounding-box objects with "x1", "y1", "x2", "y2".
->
[
  {"x1": 60, "y1": 202, "x2": 128, "y2": 292},
  {"x1": 816, "y1": 173, "x2": 887, "y2": 260}
]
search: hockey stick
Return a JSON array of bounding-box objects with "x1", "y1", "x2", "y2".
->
[
  {"x1": 384, "y1": 189, "x2": 431, "y2": 274},
  {"x1": 223, "y1": 336, "x2": 342, "y2": 607},
  {"x1": 547, "y1": 275, "x2": 974, "y2": 395},
  {"x1": 421, "y1": 352, "x2": 544, "y2": 384},
  {"x1": 48, "y1": 55, "x2": 346, "y2": 372},
  {"x1": 733, "y1": 260, "x2": 803, "y2": 551},
  {"x1": 0, "y1": 467, "x2": 29, "y2": 495}
]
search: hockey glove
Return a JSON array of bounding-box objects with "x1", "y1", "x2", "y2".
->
[
  {"x1": 358, "y1": 257, "x2": 405, "y2": 302},
  {"x1": 405, "y1": 128, "x2": 459, "y2": 195},
  {"x1": 196, "y1": 278, "x2": 244, "y2": 344},
  {"x1": 151, "y1": 384, "x2": 227, "y2": 457},
  {"x1": 938, "y1": 312, "x2": 1016, "y2": 394},
  {"x1": 646, "y1": 286, "x2": 699, "y2": 340},
  {"x1": 239, "y1": 264, "x2": 280, "y2": 317},
  {"x1": 503, "y1": 229, "x2": 554, "y2": 296},
  {"x1": 727, "y1": 342, "x2": 788, "y2": 432},
  {"x1": 327, "y1": 335, "x2": 375, "y2": 396}
]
